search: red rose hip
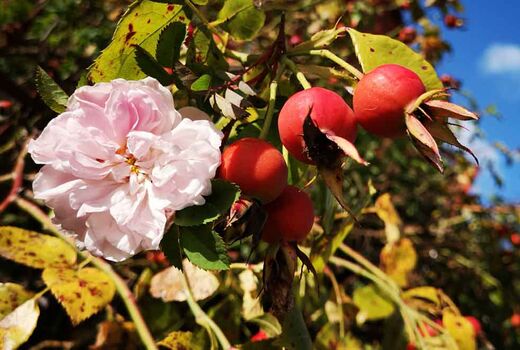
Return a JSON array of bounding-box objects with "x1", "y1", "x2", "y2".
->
[
  {"x1": 353, "y1": 64, "x2": 426, "y2": 138},
  {"x1": 219, "y1": 138, "x2": 287, "y2": 203},
  {"x1": 261, "y1": 186, "x2": 314, "y2": 243},
  {"x1": 278, "y1": 87, "x2": 357, "y2": 164}
]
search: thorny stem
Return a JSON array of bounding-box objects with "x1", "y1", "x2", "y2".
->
[
  {"x1": 304, "y1": 49, "x2": 364, "y2": 80},
  {"x1": 282, "y1": 57, "x2": 311, "y2": 89},
  {"x1": 14, "y1": 197, "x2": 159, "y2": 350},
  {"x1": 259, "y1": 62, "x2": 285, "y2": 140},
  {"x1": 180, "y1": 271, "x2": 232, "y2": 349}
]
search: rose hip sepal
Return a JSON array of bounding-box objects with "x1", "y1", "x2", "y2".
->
[{"x1": 353, "y1": 64, "x2": 479, "y2": 173}]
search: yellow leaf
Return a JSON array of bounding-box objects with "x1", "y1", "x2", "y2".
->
[
  {"x1": 443, "y1": 311, "x2": 476, "y2": 350},
  {"x1": 375, "y1": 193, "x2": 402, "y2": 243},
  {"x1": 380, "y1": 238, "x2": 417, "y2": 287},
  {"x1": 353, "y1": 284, "x2": 394, "y2": 322},
  {"x1": 0, "y1": 226, "x2": 77, "y2": 269},
  {"x1": 42, "y1": 267, "x2": 115, "y2": 325},
  {"x1": 0, "y1": 283, "x2": 33, "y2": 320},
  {"x1": 157, "y1": 331, "x2": 193, "y2": 350},
  {"x1": 402, "y1": 286, "x2": 441, "y2": 308},
  {"x1": 0, "y1": 299, "x2": 40, "y2": 350}
]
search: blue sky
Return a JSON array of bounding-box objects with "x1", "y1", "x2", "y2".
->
[{"x1": 430, "y1": 0, "x2": 520, "y2": 203}]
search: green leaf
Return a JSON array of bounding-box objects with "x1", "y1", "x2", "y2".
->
[
  {"x1": 348, "y1": 28, "x2": 442, "y2": 91},
  {"x1": 161, "y1": 226, "x2": 183, "y2": 270},
  {"x1": 274, "y1": 307, "x2": 312, "y2": 350},
  {"x1": 35, "y1": 66, "x2": 68, "y2": 113},
  {"x1": 88, "y1": 1, "x2": 188, "y2": 82},
  {"x1": 156, "y1": 21, "x2": 186, "y2": 67},
  {"x1": 0, "y1": 283, "x2": 33, "y2": 320},
  {"x1": 190, "y1": 74, "x2": 212, "y2": 91},
  {"x1": 0, "y1": 299, "x2": 40, "y2": 350},
  {"x1": 226, "y1": 5, "x2": 265, "y2": 40},
  {"x1": 180, "y1": 225, "x2": 229, "y2": 271},
  {"x1": 0, "y1": 226, "x2": 77, "y2": 269},
  {"x1": 315, "y1": 324, "x2": 362, "y2": 350},
  {"x1": 217, "y1": 0, "x2": 252, "y2": 23},
  {"x1": 174, "y1": 179, "x2": 240, "y2": 226},
  {"x1": 290, "y1": 27, "x2": 345, "y2": 54},
  {"x1": 158, "y1": 331, "x2": 193, "y2": 349},
  {"x1": 134, "y1": 45, "x2": 174, "y2": 85},
  {"x1": 42, "y1": 267, "x2": 116, "y2": 325},
  {"x1": 248, "y1": 313, "x2": 282, "y2": 338},
  {"x1": 353, "y1": 284, "x2": 395, "y2": 322},
  {"x1": 216, "y1": 0, "x2": 265, "y2": 40}
]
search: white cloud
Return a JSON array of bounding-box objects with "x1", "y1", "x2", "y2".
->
[{"x1": 481, "y1": 43, "x2": 520, "y2": 74}]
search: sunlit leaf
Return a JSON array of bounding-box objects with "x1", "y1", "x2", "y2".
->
[
  {"x1": 353, "y1": 284, "x2": 395, "y2": 322},
  {"x1": 0, "y1": 299, "x2": 39, "y2": 350},
  {"x1": 158, "y1": 331, "x2": 193, "y2": 350},
  {"x1": 42, "y1": 267, "x2": 116, "y2": 325},
  {"x1": 443, "y1": 311, "x2": 476, "y2": 350},
  {"x1": 348, "y1": 28, "x2": 442, "y2": 91},
  {"x1": 149, "y1": 259, "x2": 219, "y2": 302},
  {"x1": 0, "y1": 284, "x2": 33, "y2": 320},
  {"x1": 0, "y1": 226, "x2": 77, "y2": 269},
  {"x1": 380, "y1": 238, "x2": 417, "y2": 287},
  {"x1": 374, "y1": 193, "x2": 402, "y2": 243},
  {"x1": 88, "y1": 1, "x2": 188, "y2": 82}
]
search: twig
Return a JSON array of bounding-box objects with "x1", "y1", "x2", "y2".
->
[
  {"x1": 14, "y1": 197, "x2": 159, "y2": 350},
  {"x1": 324, "y1": 266, "x2": 345, "y2": 338},
  {"x1": 0, "y1": 137, "x2": 30, "y2": 213}
]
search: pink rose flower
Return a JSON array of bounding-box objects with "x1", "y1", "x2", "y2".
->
[{"x1": 29, "y1": 77, "x2": 223, "y2": 261}]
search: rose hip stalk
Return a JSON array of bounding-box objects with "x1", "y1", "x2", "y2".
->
[
  {"x1": 29, "y1": 77, "x2": 222, "y2": 261},
  {"x1": 353, "y1": 64, "x2": 479, "y2": 172}
]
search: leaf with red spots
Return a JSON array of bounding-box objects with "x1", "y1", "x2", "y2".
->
[
  {"x1": 0, "y1": 283, "x2": 34, "y2": 320},
  {"x1": 42, "y1": 267, "x2": 115, "y2": 325},
  {"x1": 88, "y1": 1, "x2": 188, "y2": 82},
  {"x1": 348, "y1": 28, "x2": 442, "y2": 91},
  {"x1": 0, "y1": 226, "x2": 77, "y2": 269}
]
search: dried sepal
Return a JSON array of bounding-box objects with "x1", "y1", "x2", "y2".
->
[
  {"x1": 320, "y1": 167, "x2": 360, "y2": 224},
  {"x1": 405, "y1": 113, "x2": 444, "y2": 173},
  {"x1": 405, "y1": 88, "x2": 448, "y2": 115},
  {"x1": 423, "y1": 99, "x2": 479, "y2": 121},
  {"x1": 325, "y1": 134, "x2": 369, "y2": 165},
  {"x1": 426, "y1": 122, "x2": 479, "y2": 165}
]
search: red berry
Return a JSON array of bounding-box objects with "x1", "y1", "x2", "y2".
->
[
  {"x1": 251, "y1": 330, "x2": 268, "y2": 342},
  {"x1": 444, "y1": 14, "x2": 464, "y2": 28},
  {"x1": 261, "y1": 186, "x2": 314, "y2": 243},
  {"x1": 510, "y1": 233, "x2": 520, "y2": 246},
  {"x1": 465, "y1": 316, "x2": 481, "y2": 335},
  {"x1": 398, "y1": 26, "x2": 417, "y2": 44},
  {"x1": 219, "y1": 138, "x2": 287, "y2": 203},
  {"x1": 289, "y1": 34, "x2": 303, "y2": 46},
  {"x1": 278, "y1": 87, "x2": 357, "y2": 164},
  {"x1": 406, "y1": 343, "x2": 416, "y2": 350},
  {"x1": 353, "y1": 64, "x2": 426, "y2": 138},
  {"x1": 0, "y1": 100, "x2": 13, "y2": 109},
  {"x1": 511, "y1": 314, "x2": 520, "y2": 328}
]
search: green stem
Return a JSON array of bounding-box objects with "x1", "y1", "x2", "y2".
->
[
  {"x1": 181, "y1": 271, "x2": 231, "y2": 349},
  {"x1": 259, "y1": 63, "x2": 284, "y2": 140},
  {"x1": 14, "y1": 197, "x2": 159, "y2": 350},
  {"x1": 282, "y1": 57, "x2": 311, "y2": 89},
  {"x1": 302, "y1": 49, "x2": 364, "y2": 80}
]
